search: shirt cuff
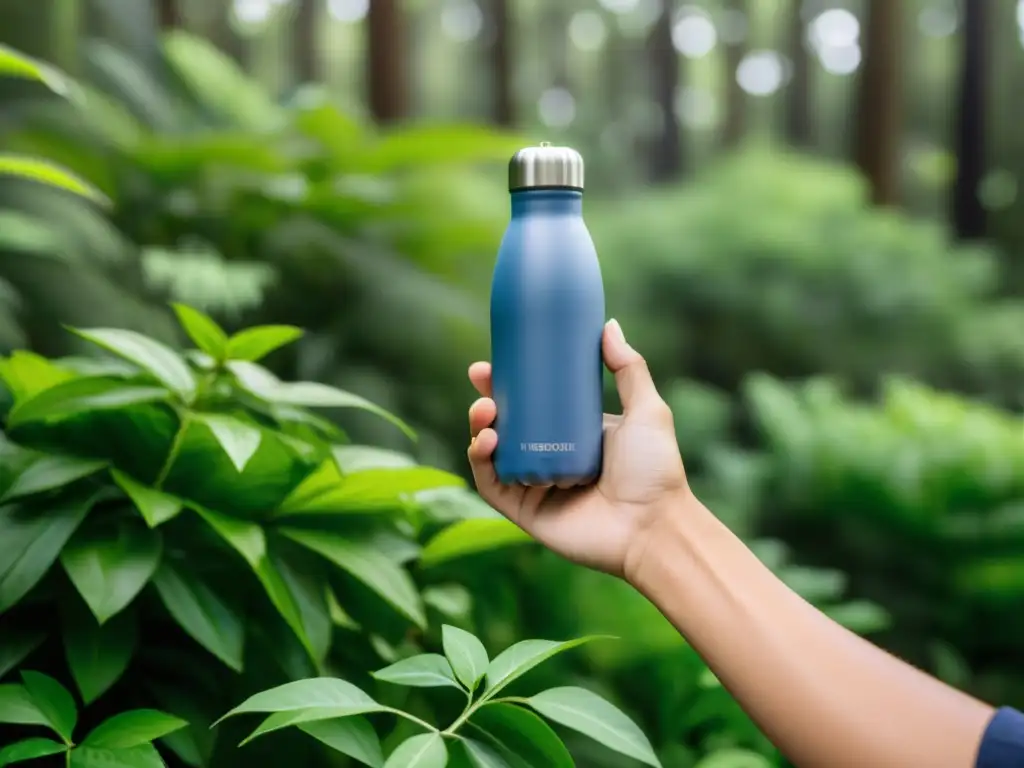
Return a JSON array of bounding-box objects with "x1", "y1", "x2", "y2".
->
[{"x1": 976, "y1": 707, "x2": 1024, "y2": 768}]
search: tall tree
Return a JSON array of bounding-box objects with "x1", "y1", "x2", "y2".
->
[
  {"x1": 156, "y1": 0, "x2": 182, "y2": 30},
  {"x1": 853, "y1": 0, "x2": 904, "y2": 206},
  {"x1": 785, "y1": 0, "x2": 812, "y2": 148},
  {"x1": 486, "y1": 0, "x2": 514, "y2": 126},
  {"x1": 647, "y1": 0, "x2": 683, "y2": 181},
  {"x1": 366, "y1": 0, "x2": 409, "y2": 123},
  {"x1": 951, "y1": 0, "x2": 990, "y2": 240},
  {"x1": 720, "y1": 0, "x2": 747, "y2": 149},
  {"x1": 294, "y1": 0, "x2": 318, "y2": 83}
]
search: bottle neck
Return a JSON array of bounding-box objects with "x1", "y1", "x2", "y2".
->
[{"x1": 510, "y1": 189, "x2": 583, "y2": 217}]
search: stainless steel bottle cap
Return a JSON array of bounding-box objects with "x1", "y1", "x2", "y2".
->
[{"x1": 508, "y1": 142, "x2": 585, "y2": 192}]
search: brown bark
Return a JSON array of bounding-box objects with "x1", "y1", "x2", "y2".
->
[
  {"x1": 487, "y1": 0, "x2": 514, "y2": 126},
  {"x1": 366, "y1": 0, "x2": 409, "y2": 124},
  {"x1": 720, "y1": 0, "x2": 747, "y2": 149},
  {"x1": 951, "y1": 0, "x2": 990, "y2": 240},
  {"x1": 785, "y1": 0, "x2": 812, "y2": 148},
  {"x1": 295, "y1": 0, "x2": 318, "y2": 83},
  {"x1": 156, "y1": 0, "x2": 181, "y2": 30},
  {"x1": 853, "y1": 0, "x2": 904, "y2": 206},
  {"x1": 647, "y1": 0, "x2": 683, "y2": 181}
]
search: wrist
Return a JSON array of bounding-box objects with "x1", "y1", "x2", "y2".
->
[{"x1": 623, "y1": 489, "x2": 711, "y2": 592}]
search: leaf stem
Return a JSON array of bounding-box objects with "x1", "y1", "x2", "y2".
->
[
  {"x1": 384, "y1": 707, "x2": 438, "y2": 734},
  {"x1": 155, "y1": 411, "x2": 192, "y2": 489}
]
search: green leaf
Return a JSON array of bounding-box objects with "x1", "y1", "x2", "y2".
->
[
  {"x1": 485, "y1": 636, "x2": 610, "y2": 696},
  {"x1": 458, "y1": 738, "x2": 512, "y2": 768},
  {"x1": 443, "y1": 625, "x2": 489, "y2": 691},
  {"x1": 1, "y1": 455, "x2": 106, "y2": 503},
  {"x1": 193, "y1": 413, "x2": 261, "y2": 472},
  {"x1": 112, "y1": 471, "x2": 182, "y2": 528},
  {"x1": 68, "y1": 328, "x2": 196, "y2": 400},
  {"x1": 240, "y1": 705, "x2": 386, "y2": 746},
  {"x1": 332, "y1": 445, "x2": 416, "y2": 472},
  {"x1": 420, "y1": 520, "x2": 532, "y2": 567},
  {"x1": 281, "y1": 528, "x2": 426, "y2": 628},
  {"x1": 372, "y1": 654, "x2": 460, "y2": 689},
  {"x1": 69, "y1": 744, "x2": 165, "y2": 768},
  {"x1": 0, "y1": 737, "x2": 67, "y2": 766},
  {"x1": 526, "y1": 687, "x2": 661, "y2": 767},
  {"x1": 0, "y1": 155, "x2": 108, "y2": 206},
  {"x1": 226, "y1": 326, "x2": 303, "y2": 362},
  {"x1": 217, "y1": 677, "x2": 379, "y2": 723},
  {"x1": 7, "y1": 378, "x2": 170, "y2": 430},
  {"x1": 152, "y1": 562, "x2": 244, "y2": 672},
  {"x1": 0, "y1": 491, "x2": 94, "y2": 613},
  {"x1": 468, "y1": 705, "x2": 572, "y2": 768},
  {"x1": 0, "y1": 685, "x2": 48, "y2": 727},
  {"x1": 171, "y1": 304, "x2": 227, "y2": 360},
  {"x1": 0, "y1": 351, "x2": 74, "y2": 402},
  {"x1": 60, "y1": 520, "x2": 162, "y2": 624},
  {"x1": 63, "y1": 607, "x2": 136, "y2": 705},
  {"x1": 299, "y1": 717, "x2": 384, "y2": 768},
  {"x1": 693, "y1": 750, "x2": 773, "y2": 768},
  {"x1": 276, "y1": 467, "x2": 464, "y2": 517},
  {"x1": 0, "y1": 628, "x2": 45, "y2": 680},
  {"x1": 21, "y1": 671, "x2": 77, "y2": 744},
  {"x1": 82, "y1": 709, "x2": 188, "y2": 748},
  {"x1": 357, "y1": 125, "x2": 523, "y2": 173},
  {"x1": 423, "y1": 585, "x2": 472, "y2": 622},
  {"x1": 384, "y1": 734, "x2": 446, "y2": 768},
  {"x1": 0, "y1": 44, "x2": 68, "y2": 92}
]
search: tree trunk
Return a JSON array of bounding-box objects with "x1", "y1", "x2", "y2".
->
[
  {"x1": 951, "y1": 0, "x2": 989, "y2": 240},
  {"x1": 785, "y1": 0, "x2": 812, "y2": 148},
  {"x1": 853, "y1": 0, "x2": 904, "y2": 206},
  {"x1": 647, "y1": 0, "x2": 683, "y2": 182},
  {"x1": 294, "y1": 0, "x2": 318, "y2": 83},
  {"x1": 156, "y1": 0, "x2": 181, "y2": 30},
  {"x1": 720, "y1": 0, "x2": 747, "y2": 149},
  {"x1": 366, "y1": 0, "x2": 409, "y2": 124},
  {"x1": 210, "y1": 1, "x2": 248, "y2": 69},
  {"x1": 486, "y1": 0, "x2": 514, "y2": 126}
]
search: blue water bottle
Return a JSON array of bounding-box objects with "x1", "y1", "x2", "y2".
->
[{"x1": 490, "y1": 143, "x2": 605, "y2": 487}]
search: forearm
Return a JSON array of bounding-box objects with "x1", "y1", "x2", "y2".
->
[{"x1": 629, "y1": 495, "x2": 994, "y2": 768}]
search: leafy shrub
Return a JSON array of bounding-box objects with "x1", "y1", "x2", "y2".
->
[
  {"x1": 0, "y1": 306, "x2": 535, "y2": 766},
  {"x1": 217, "y1": 625, "x2": 661, "y2": 767}
]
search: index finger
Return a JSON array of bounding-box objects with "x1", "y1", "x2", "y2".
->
[{"x1": 468, "y1": 362, "x2": 492, "y2": 398}]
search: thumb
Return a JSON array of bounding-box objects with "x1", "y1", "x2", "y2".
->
[{"x1": 603, "y1": 319, "x2": 661, "y2": 414}]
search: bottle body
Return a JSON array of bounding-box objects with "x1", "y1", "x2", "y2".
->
[{"x1": 490, "y1": 189, "x2": 605, "y2": 486}]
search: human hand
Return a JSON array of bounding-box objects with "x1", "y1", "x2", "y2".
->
[{"x1": 466, "y1": 319, "x2": 690, "y2": 581}]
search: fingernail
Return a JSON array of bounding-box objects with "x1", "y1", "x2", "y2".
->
[{"x1": 607, "y1": 318, "x2": 626, "y2": 344}]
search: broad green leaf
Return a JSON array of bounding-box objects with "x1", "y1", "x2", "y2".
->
[
  {"x1": 261, "y1": 549, "x2": 331, "y2": 664},
  {"x1": 0, "y1": 155, "x2": 108, "y2": 206},
  {"x1": 299, "y1": 717, "x2": 384, "y2": 768},
  {"x1": 357, "y1": 125, "x2": 522, "y2": 173},
  {"x1": 423, "y1": 585, "x2": 472, "y2": 621},
  {"x1": 217, "y1": 677, "x2": 379, "y2": 723},
  {"x1": 0, "y1": 737, "x2": 67, "y2": 766},
  {"x1": 240, "y1": 705, "x2": 386, "y2": 746},
  {"x1": 420, "y1": 520, "x2": 532, "y2": 567},
  {"x1": 0, "y1": 628, "x2": 45, "y2": 680},
  {"x1": 63, "y1": 607, "x2": 136, "y2": 705},
  {"x1": 225, "y1": 326, "x2": 303, "y2": 361},
  {"x1": 0, "y1": 351, "x2": 74, "y2": 402},
  {"x1": 468, "y1": 705, "x2": 572, "y2": 768},
  {"x1": 384, "y1": 734, "x2": 446, "y2": 768},
  {"x1": 459, "y1": 738, "x2": 512, "y2": 768},
  {"x1": 193, "y1": 413, "x2": 261, "y2": 472},
  {"x1": 0, "y1": 44, "x2": 67, "y2": 92},
  {"x1": 0, "y1": 491, "x2": 94, "y2": 613},
  {"x1": 21, "y1": 671, "x2": 76, "y2": 743},
  {"x1": 68, "y1": 328, "x2": 195, "y2": 400},
  {"x1": 69, "y1": 744, "x2": 164, "y2": 768},
  {"x1": 152, "y1": 562, "x2": 243, "y2": 671},
  {"x1": 112, "y1": 471, "x2": 181, "y2": 528},
  {"x1": 527, "y1": 687, "x2": 661, "y2": 767},
  {"x1": 281, "y1": 528, "x2": 426, "y2": 628},
  {"x1": 443, "y1": 625, "x2": 489, "y2": 691},
  {"x1": 327, "y1": 588, "x2": 360, "y2": 629},
  {"x1": 60, "y1": 520, "x2": 162, "y2": 624},
  {"x1": 6, "y1": 378, "x2": 169, "y2": 430},
  {"x1": 82, "y1": 709, "x2": 188, "y2": 748},
  {"x1": 372, "y1": 654, "x2": 460, "y2": 689},
  {"x1": 417, "y1": 488, "x2": 502, "y2": 522},
  {"x1": 485, "y1": 637, "x2": 610, "y2": 696},
  {"x1": 1, "y1": 455, "x2": 106, "y2": 503},
  {"x1": 171, "y1": 304, "x2": 227, "y2": 360},
  {"x1": 276, "y1": 467, "x2": 464, "y2": 517},
  {"x1": 0, "y1": 685, "x2": 47, "y2": 727},
  {"x1": 331, "y1": 446, "x2": 416, "y2": 473},
  {"x1": 693, "y1": 750, "x2": 773, "y2": 768}
]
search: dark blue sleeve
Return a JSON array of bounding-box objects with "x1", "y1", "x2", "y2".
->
[{"x1": 976, "y1": 707, "x2": 1024, "y2": 768}]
